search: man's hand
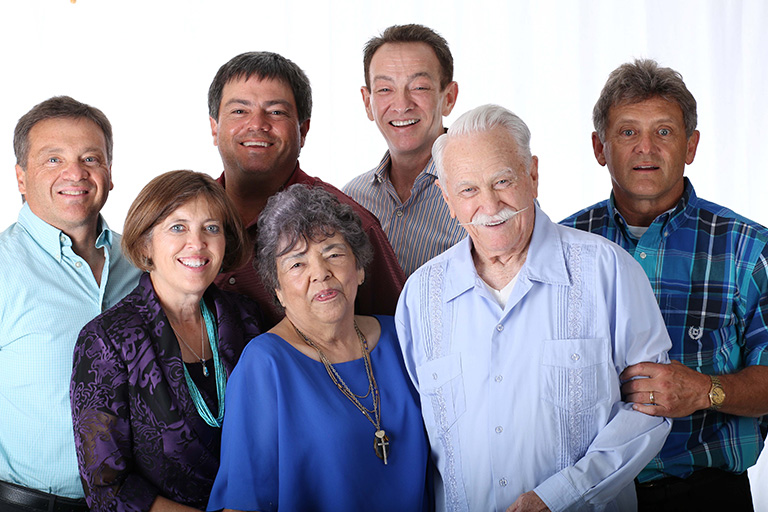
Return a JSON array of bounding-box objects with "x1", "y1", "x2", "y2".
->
[
  {"x1": 505, "y1": 491, "x2": 550, "y2": 512},
  {"x1": 620, "y1": 360, "x2": 710, "y2": 417}
]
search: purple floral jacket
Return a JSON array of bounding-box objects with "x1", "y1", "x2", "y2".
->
[{"x1": 70, "y1": 273, "x2": 262, "y2": 511}]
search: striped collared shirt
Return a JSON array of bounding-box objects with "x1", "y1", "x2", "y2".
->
[
  {"x1": 561, "y1": 178, "x2": 768, "y2": 481},
  {"x1": 343, "y1": 152, "x2": 465, "y2": 277}
]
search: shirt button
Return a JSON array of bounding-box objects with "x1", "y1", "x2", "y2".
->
[
  {"x1": 496, "y1": 324, "x2": 504, "y2": 332},
  {"x1": 499, "y1": 478, "x2": 508, "y2": 487},
  {"x1": 432, "y1": 373, "x2": 438, "y2": 380},
  {"x1": 495, "y1": 426, "x2": 503, "y2": 434},
  {"x1": 495, "y1": 375, "x2": 503, "y2": 383},
  {"x1": 663, "y1": 231, "x2": 669, "y2": 237},
  {"x1": 639, "y1": 252, "x2": 647, "y2": 259},
  {"x1": 571, "y1": 353, "x2": 580, "y2": 362},
  {"x1": 228, "y1": 277, "x2": 236, "y2": 285},
  {"x1": 75, "y1": 262, "x2": 82, "y2": 268},
  {"x1": 395, "y1": 210, "x2": 403, "y2": 217},
  {"x1": 60, "y1": 234, "x2": 66, "y2": 243}
]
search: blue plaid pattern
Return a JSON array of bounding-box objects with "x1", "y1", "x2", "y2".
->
[{"x1": 561, "y1": 178, "x2": 768, "y2": 481}]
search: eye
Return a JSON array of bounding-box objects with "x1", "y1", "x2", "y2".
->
[
  {"x1": 231, "y1": 109, "x2": 246, "y2": 115},
  {"x1": 83, "y1": 156, "x2": 100, "y2": 164},
  {"x1": 658, "y1": 128, "x2": 670, "y2": 136},
  {"x1": 376, "y1": 87, "x2": 391, "y2": 93},
  {"x1": 269, "y1": 110, "x2": 287, "y2": 116},
  {"x1": 621, "y1": 129, "x2": 635, "y2": 137},
  {"x1": 205, "y1": 224, "x2": 221, "y2": 234},
  {"x1": 289, "y1": 261, "x2": 303, "y2": 270},
  {"x1": 170, "y1": 224, "x2": 184, "y2": 233},
  {"x1": 48, "y1": 157, "x2": 61, "y2": 164}
]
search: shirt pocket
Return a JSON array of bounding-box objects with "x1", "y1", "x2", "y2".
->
[
  {"x1": 661, "y1": 293, "x2": 735, "y2": 372},
  {"x1": 540, "y1": 338, "x2": 612, "y2": 412},
  {"x1": 415, "y1": 353, "x2": 466, "y2": 432}
]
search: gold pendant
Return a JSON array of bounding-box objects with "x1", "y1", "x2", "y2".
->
[{"x1": 374, "y1": 429, "x2": 389, "y2": 465}]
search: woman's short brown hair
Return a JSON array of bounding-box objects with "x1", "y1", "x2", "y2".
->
[{"x1": 122, "y1": 170, "x2": 249, "y2": 273}]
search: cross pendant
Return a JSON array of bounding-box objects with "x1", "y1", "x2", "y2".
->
[{"x1": 374, "y1": 429, "x2": 390, "y2": 465}]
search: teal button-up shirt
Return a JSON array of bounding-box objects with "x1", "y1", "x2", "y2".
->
[{"x1": 0, "y1": 204, "x2": 140, "y2": 497}]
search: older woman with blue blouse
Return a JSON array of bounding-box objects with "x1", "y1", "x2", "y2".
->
[
  {"x1": 208, "y1": 184, "x2": 429, "y2": 512},
  {"x1": 71, "y1": 171, "x2": 262, "y2": 511}
]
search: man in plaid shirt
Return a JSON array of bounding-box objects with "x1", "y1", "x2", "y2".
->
[{"x1": 562, "y1": 59, "x2": 768, "y2": 511}]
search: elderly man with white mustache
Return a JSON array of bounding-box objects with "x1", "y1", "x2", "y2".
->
[{"x1": 395, "y1": 104, "x2": 673, "y2": 512}]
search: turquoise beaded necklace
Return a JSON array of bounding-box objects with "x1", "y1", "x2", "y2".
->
[{"x1": 181, "y1": 299, "x2": 226, "y2": 428}]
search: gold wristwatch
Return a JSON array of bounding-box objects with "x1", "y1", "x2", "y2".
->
[{"x1": 708, "y1": 375, "x2": 725, "y2": 410}]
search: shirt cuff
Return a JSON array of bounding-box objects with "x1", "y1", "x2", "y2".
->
[{"x1": 533, "y1": 471, "x2": 586, "y2": 512}]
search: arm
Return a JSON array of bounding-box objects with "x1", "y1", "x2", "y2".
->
[
  {"x1": 622, "y1": 359, "x2": 768, "y2": 417},
  {"x1": 71, "y1": 321, "x2": 160, "y2": 512},
  {"x1": 533, "y1": 254, "x2": 673, "y2": 511}
]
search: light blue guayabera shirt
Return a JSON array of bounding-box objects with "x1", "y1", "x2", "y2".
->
[
  {"x1": 0, "y1": 204, "x2": 140, "y2": 498},
  {"x1": 396, "y1": 206, "x2": 673, "y2": 512}
]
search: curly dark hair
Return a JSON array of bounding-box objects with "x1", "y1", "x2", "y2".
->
[{"x1": 256, "y1": 184, "x2": 373, "y2": 309}]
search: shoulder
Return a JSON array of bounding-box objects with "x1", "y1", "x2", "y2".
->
[
  {"x1": 553, "y1": 221, "x2": 639, "y2": 271},
  {"x1": 690, "y1": 195, "x2": 768, "y2": 238},
  {"x1": 342, "y1": 169, "x2": 377, "y2": 196},
  {"x1": 559, "y1": 200, "x2": 611, "y2": 228},
  {"x1": 0, "y1": 222, "x2": 35, "y2": 258}
]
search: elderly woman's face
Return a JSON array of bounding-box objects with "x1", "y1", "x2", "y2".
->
[
  {"x1": 274, "y1": 232, "x2": 364, "y2": 328},
  {"x1": 147, "y1": 196, "x2": 226, "y2": 300}
]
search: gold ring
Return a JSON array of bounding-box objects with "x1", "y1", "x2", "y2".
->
[{"x1": 649, "y1": 391, "x2": 655, "y2": 404}]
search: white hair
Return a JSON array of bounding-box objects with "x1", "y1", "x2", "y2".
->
[{"x1": 432, "y1": 104, "x2": 533, "y2": 182}]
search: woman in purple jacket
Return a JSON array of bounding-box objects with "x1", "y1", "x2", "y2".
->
[{"x1": 70, "y1": 170, "x2": 262, "y2": 511}]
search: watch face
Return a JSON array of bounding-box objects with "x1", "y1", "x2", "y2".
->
[{"x1": 711, "y1": 387, "x2": 726, "y2": 405}]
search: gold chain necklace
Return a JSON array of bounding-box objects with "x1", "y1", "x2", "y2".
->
[
  {"x1": 294, "y1": 321, "x2": 390, "y2": 465},
  {"x1": 171, "y1": 317, "x2": 209, "y2": 377}
]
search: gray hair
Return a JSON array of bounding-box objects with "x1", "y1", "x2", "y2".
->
[
  {"x1": 593, "y1": 58, "x2": 697, "y2": 142},
  {"x1": 256, "y1": 184, "x2": 373, "y2": 309},
  {"x1": 14, "y1": 96, "x2": 113, "y2": 169},
  {"x1": 432, "y1": 104, "x2": 533, "y2": 182}
]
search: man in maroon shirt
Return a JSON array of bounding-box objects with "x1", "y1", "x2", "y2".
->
[{"x1": 208, "y1": 51, "x2": 405, "y2": 328}]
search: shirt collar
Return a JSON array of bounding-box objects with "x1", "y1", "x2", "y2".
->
[
  {"x1": 372, "y1": 150, "x2": 438, "y2": 184},
  {"x1": 17, "y1": 202, "x2": 112, "y2": 260},
  {"x1": 607, "y1": 177, "x2": 695, "y2": 236},
  {"x1": 443, "y1": 204, "x2": 569, "y2": 301}
]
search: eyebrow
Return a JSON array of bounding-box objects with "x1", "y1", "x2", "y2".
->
[{"x1": 372, "y1": 71, "x2": 434, "y2": 83}]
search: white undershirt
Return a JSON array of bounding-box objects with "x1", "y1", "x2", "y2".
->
[{"x1": 483, "y1": 273, "x2": 519, "y2": 309}]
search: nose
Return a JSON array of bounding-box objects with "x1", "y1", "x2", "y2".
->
[
  {"x1": 478, "y1": 187, "x2": 503, "y2": 214},
  {"x1": 61, "y1": 161, "x2": 89, "y2": 182},
  {"x1": 308, "y1": 254, "x2": 332, "y2": 282},
  {"x1": 634, "y1": 131, "x2": 657, "y2": 154},
  {"x1": 186, "y1": 229, "x2": 207, "y2": 249},
  {"x1": 391, "y1": 89, "x2": 414, "y2": 114},
  {"x1": 246, "y1": 110, "x2": 271, "y2": 132}
]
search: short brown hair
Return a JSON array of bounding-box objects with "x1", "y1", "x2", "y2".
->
[
  {"x1": 593, "y1": 59, "x2": 697, "y2": 141},
  {"x1": 363, "y1": 24, "x2": 453, "y2": 91},
  {"x1": 122, "y1": 170, "x2": 249, "y2": 272},
  {"x1": 14, "y1": 96, "x2": 113, "y2": 169}
]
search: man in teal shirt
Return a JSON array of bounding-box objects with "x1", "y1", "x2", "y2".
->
[{"x1": 0, "y1": 96, "x2": 140, "y2": 511}]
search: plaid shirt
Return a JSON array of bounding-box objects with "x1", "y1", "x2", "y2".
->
[{"x1": 561, "y1": 178, "x2": 768, "y2": 481}]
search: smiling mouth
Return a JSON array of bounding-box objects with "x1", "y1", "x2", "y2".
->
[
  {"x1": 314, "y1": 289, "x2": 339, "y2": 301},
  {"x1": 179, "y1": 257, "x2": 209, "y2": 268},
  {"x1": 59, "y1": 190, "x2": 88, "y2": 196},
  {"x1": 390, "y1": 119, "x2": 419, "y2": 127},
  {"x1": 241, "y1": 141, "x2": 272, "y2": 147},
  {"x1": 633, "y1": 165, "x2": 660, "y2": 170}
]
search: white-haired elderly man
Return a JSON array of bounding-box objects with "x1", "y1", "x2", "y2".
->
[{"x1": 395, "y1": 104, "x2": 673, "y2": 512}]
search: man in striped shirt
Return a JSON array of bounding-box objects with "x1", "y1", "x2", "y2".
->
[
  {"x1": 562, "y1": 59, "x2": 768, "y2": 511},
  {"x1": 343, "y1": 24, "x2": 464, "y2": 277}
]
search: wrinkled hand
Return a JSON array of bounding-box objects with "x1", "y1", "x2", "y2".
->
[
  {"x1": 620, "y1": 360, "x2": 711, "y2": 417},
  {"x1": 505, "y1": 491, "x2": 550, "y2": 512}
]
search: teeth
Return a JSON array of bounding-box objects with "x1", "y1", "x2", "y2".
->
[
  {"x1": 60, "y1": 190, "x2": 87, "y2": 196},
  {"x1": 180, "y1": 258, "x2": 207, "y2": 268},
  {"x1": 391, "y1": 119, "x2": 418, "y2": 127},
  {"x1": 242, "y1": 141, "x2": 270, "y2": 147}
]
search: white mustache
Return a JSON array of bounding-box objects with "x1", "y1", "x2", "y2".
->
[{"x1": 460, "y1": 206, "x2": 529, "y2": 227}]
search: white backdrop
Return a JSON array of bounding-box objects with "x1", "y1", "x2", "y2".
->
[{"x1": 1, "y1": 0, "x2": 766, "y2": 505}]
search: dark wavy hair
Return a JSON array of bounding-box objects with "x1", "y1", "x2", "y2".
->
[{"x1": 256, "y1": 184, "x2": 373, "y2": 309}]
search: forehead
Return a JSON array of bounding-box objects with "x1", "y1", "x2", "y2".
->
[
  {"x1": 608, "y1": 96, "x2": 685, "y2": 126},
  {"x1": 369, "y1": 42, "x2": 442, "y2": 79},
  {"x1": 221, "y1": 75, "x2": 297, "y2": 108},
  {"x1": 443, "y1": 128, "x2": 523, "y2": 179},
  {"x1": 278, "y1": 230, "x2": 346, "y2": 255},
  {"x1": 28, "y1": 117, "x2": 107, "y2": 153}
]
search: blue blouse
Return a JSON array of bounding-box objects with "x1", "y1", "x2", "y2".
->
[{"x1": 208, "y1": 315, "x2": 429, "y2": 512}]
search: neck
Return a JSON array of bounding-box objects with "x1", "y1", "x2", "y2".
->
[
  {"x1": 224, "y1": 164, "x2": 296, "y2": 225},
  {"x1": 281, "y1": 312, "x2": 362, "y2": 364},
  {"x1": 614, "y1": 199, "x2": 676, "y2": 227},
  {"x1": 151, "y1": 275, "x2": 205, "y2": 325},
  {"x1": 473, "y1": 244, "x2": 530, "y2": 291},
  {"x1": 65, "y1": 219, "x2": 106, "y2": 286},
  {"x1": 389, "y1": 148, "x2": 432, "y2": 202}
]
